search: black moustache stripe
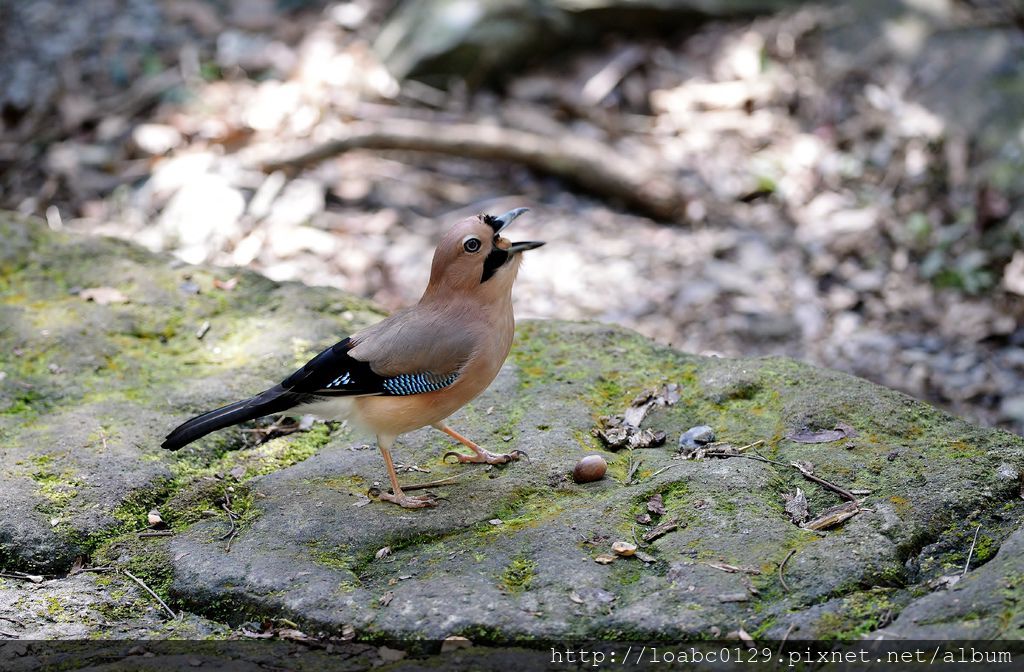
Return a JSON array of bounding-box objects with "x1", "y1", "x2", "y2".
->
[{"x1": 481, "y1": 246, "x2": 509, "y2": 283}]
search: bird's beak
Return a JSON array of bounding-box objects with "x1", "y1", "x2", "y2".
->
[
  {"x1": 507, "y1": 240, "x2": 545, "y2": 254},
  {"x1": 488, "y1": 207, "x2": 530, "y2": 233},
  {"x1": 488, "y1": 207, "x2": 544, "y2": 252}
]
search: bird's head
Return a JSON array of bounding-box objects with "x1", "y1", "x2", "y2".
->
[{"x1": 424, "y1": 208, "x2": 544, "y2": 299}]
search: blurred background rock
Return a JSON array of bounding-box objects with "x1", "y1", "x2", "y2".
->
[{"x1": 1, "y1": 0, "x2": 1022, "y2": 433}]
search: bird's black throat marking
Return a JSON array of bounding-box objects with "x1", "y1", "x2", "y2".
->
[{"x1": 481, "y1": 244, "x2": 509, "y2": 283}]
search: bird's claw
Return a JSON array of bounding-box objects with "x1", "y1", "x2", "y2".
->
[
  {"x1": 379, "y1": 491, "x2": 439, "y2": 509},
  {"x1": 443, "y1": 448, "x2": 529, "y2": 465}
]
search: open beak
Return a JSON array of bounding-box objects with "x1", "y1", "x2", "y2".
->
[
  {"x1": 507, "y1": 240, "x2": 545, "y2": 253},
  {"x1": 489, "y1": 208, "x2": 545, "y2": 253}
]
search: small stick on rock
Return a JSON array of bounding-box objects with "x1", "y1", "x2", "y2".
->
[
  {"x1": 121, "y1": 569, "x2": 176, "y2": 620},
  {"x1": 220, "y1": 502, "x2": 239, "y2": 550},
  {"x1": 399, "y1": 475, "x2": 461, "y2": 492},
  {"x1": 790, "y1": 462, "x2": 857, "y2": 502},
  {"x1": 777, "y1": 623, "x2": 795, "y2": 658},
  {"x1": 642, "y1": 518, "x2": 680, "y2": 543},
  {"x1": 963, "y1": 524, "x2": 982, "y2": 577},
  {"x1": 646, "y1": 465, "x2": 677, "y2": 480},
  {"x1": 779, "y1": 549, "x2": 796, "y2": 593},
  {"x1": 625, "y1": 453, "x2": 643, "y2": 485}
]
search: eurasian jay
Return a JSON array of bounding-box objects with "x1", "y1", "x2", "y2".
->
[{"x1": 162, "y1": 208, "x2": 543, "y2": 508}]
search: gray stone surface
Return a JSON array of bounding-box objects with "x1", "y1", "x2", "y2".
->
[
  {"x1": 3, "y1": 212, "x2": 1024, "y2": 642},
  {"x1": 0, "y1": 213, "x2": 381, "y2": 573}
]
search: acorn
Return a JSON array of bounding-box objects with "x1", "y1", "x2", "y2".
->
[{"x1": 573, "y1": 455, "x2": 607, "y2": 483}]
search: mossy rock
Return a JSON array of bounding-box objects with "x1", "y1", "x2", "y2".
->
[
  {"x1": 3, "y1": 212, "x2": 1023, "y2": 641},
  {"x1": 0, "y1": 212, "x2": 382, "y2": 572}
]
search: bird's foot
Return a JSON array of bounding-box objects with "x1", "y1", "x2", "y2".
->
[
  {"x1": 379, "y1": 491, "x2": 439, "y2": 508},
  {"x1": 443, "y1": 448, "x2": 529, "y2": 465}
]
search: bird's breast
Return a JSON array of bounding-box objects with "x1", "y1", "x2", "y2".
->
[{"x1": 354, "y1": 312, "x2": 514, "y2": 437}]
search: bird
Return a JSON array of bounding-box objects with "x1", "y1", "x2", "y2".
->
[{"x1": 161, "y1": 208, "x2": 544, "y2": 508}]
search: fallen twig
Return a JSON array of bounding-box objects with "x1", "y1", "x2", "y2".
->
[
  {"x1": 625, "y1": 453, "x2": 643, "y2": 485},
  {"x1": 261, "y1": 119, "x2": 683, "y2": 220},
  {"x1": 779, "y1": 549, "x2": 796, "y2": 593},
  {"x1": 642, "y1": 518, "x2": 680, "y2": 543},
  {"x1": 790, "y1": 462, "x2": 857, "y2": 502},
  {"x1": 777, "y1": 623, "x2": 795, "y2": 658},
  {"x1": 398, "y1": 475, "x2": 461, "y2": 492},
  {"x1": 963, "y1": 524, "x2": 982, "y2": 577},
  {"x1": 219, "y1": 502, "x2": 239, "y2": 551},
  {"x1": 646, "y1": 464, "x2": 677, "y2": 480},
  {"x1": 706, "y1": 561, "x2": 761, "y2": 575},
  {"x1": 121, "y1": 569, "x2": 176, "y2": 620}
]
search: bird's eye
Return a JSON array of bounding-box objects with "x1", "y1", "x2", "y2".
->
[{"x1": 463, "y1": 237, "x2": 482, "y2": 253}]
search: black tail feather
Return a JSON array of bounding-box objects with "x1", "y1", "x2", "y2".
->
[{"x1": 161, "y1": 386, "x2": 298, "y2": 451}]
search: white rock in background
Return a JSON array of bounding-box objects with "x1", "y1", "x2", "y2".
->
[
  {"x1": 1002, "y1": 250, "x2": 1024, "y2": 296},
  {"x1": 132, "y1": 123, "x2": 183, "y2": 156},
  {"x1": 266, "y1": 178, "x2": 325, "y2": 229},
  {"x1": 158, "y1": 174, "x2": 245, "y2": 265}
]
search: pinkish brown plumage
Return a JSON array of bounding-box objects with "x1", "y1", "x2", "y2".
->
[{"x1": 162, "y1": 208, "x2": 543, "y2": 508}]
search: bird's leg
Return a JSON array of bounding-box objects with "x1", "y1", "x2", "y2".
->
[
  {"x1": 435, "y1": 424, "x2": 529, "y2": 465},
  {"x1": 376, "y1": 435, "x2": 437, "y2": 509}
]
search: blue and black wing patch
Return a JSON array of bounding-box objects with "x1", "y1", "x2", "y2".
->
[
  {"x1": 381, "y1": 372, "x2": 460, "y2": 395},
  {"x1": 281, "y1": 337, "x2": 459, "y2": 397}
]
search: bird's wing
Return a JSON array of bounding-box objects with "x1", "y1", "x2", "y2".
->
[{"x1": 281, "y1": 309, "x2": 476, "y2": 398}]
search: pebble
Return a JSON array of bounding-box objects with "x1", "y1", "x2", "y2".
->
[
  {"x1": 573, "y1": 455, "x2": 607, "y2": 483},
  {"x1": 679, "y1": 425, "x2": 715, "y2": 451}
]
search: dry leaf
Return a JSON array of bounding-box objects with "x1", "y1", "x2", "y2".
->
[{"x1": 783, "y1": 487, "x2": 809, "y2": 524}]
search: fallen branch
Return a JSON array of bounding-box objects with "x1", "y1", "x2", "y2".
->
[{"x1": 261, "y1": 119, "x2": 683, "y2": 220}]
